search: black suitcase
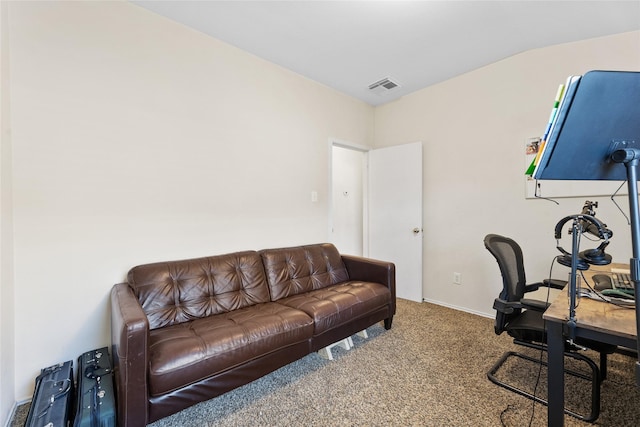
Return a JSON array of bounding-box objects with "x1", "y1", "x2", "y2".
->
[
  {"x1": 74, "y1": 347, "x2": 116, "y2": 427},
  {"x1": 25, "y1": 360, "x2": 74, "y2": 427}
]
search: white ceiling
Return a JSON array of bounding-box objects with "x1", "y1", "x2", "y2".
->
[{"x1": 132, "y1": 1, "x2": 640, "y2": 106}]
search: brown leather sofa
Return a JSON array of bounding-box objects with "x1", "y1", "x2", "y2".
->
[{"x1": 110, "y1": 243, "x2": 395, "y2": 426}]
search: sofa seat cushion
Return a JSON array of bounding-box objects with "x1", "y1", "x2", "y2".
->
[
  {"x1": 147, "y1": 302, "x2": 313, "y2": 397},
  {"x1": 275, "y1": 281, "x2": 391, "y2": 335}
]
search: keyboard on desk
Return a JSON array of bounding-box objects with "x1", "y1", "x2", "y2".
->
[{"x1": 612, "y1": 272, "x2": 634, "y2": 291}]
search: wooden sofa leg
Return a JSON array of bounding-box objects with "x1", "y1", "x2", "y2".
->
[{"x1": 384, "y1": 317, "x2": 393, "y2": 330}]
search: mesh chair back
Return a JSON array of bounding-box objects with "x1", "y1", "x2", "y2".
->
[{"x1": 484, "y1": 234, "x2": 528, "y2": 333}]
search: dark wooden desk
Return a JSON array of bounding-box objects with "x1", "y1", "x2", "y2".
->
[{"x1": 543, "y1": 263, "x2": 637, "y2": 426}]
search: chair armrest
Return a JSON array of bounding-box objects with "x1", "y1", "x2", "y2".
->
[
  {"x1": 341, "y1": 254, "x2": 396, "y2": 314},
  {"x1": 525, "y1": 279, "x2": 567, "y2": 294},
  {"x1": 110, "y1": 283, "x2": 150, "y2": 427},
  {"x1": 524, "y1": 283, "x2": 541, "y2": 293},
  {"x1": 520, "y1": 298, "x2": 550, "y2": 312},
  {"x1": 493, "y1": 298, "x2": 522, "y2": 314},
  {"x1": 543, "y1": 278, "x2": 567, "y2": 289},
  {"x1": 522, "y1": 280, "x2": 565, "y2": 312}
]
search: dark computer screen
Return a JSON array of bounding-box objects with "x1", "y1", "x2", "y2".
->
[{"x1": 534, "y1": 70, "x2": 640, "y2": 181}]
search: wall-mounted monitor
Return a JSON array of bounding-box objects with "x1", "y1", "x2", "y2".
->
[{"x1": 533, "y1": 70, "x2": 640, "y2": 181}]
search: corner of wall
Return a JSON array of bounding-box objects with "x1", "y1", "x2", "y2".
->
[{"x1": 0, "y1": 0, "x2": 17, "y2": 424}]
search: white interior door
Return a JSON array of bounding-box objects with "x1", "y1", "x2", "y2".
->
[{"x1": 368, "y1": 142, "x2": 423, "y2": 302}]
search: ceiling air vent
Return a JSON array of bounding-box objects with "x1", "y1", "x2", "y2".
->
[{"x1": 368, "y1": 77, "x2": 400, "y2": 95}]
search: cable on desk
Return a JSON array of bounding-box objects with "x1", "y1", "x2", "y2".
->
[{"x1": 579, "y1": 271, "x2": 636, "y2": 309}]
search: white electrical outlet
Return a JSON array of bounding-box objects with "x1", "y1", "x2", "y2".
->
[{"x1": 453, "y1": 272, "x2": 462, "y2": 285}]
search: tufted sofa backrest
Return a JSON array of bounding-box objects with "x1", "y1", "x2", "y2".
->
[
  {"x1": 259, "y1": 243, "x2": 349, "y2": 301},
  {"x1": 127, "y1": 251, "x2": 271, "y2": 330}
]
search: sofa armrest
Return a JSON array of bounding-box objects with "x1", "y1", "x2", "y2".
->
[
  {"x1": 341, "y1": 255, "x2": 396, "y2": 317},
  {"x1": 110, "y1": 283, "x2": 150, "y2": 427}
]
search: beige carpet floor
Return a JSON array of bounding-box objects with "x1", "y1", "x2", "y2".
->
[{"x1": 11, "y1": 299, "x2": 640, "y2": 426}]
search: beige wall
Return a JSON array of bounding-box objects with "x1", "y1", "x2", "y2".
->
[
  {"x1": 374, "y1": 30, "x2": 640, "y2": 315},
  {"x1": 1, "y1": 0, "x2": 639, "y2": 418},
  {"x1": 1, "y1": 0, "x2": 16, "y2": 422},
  {"x1": 4, "y1": 1, "x2": 373, "y2": 404}
]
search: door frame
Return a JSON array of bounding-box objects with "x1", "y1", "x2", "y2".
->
[
  {"x1": 330, "y1": 139, "x2": 424, "y2": 302},
  {"x1": 328, "y1": 138, "x2": 370, "y2": 256}
]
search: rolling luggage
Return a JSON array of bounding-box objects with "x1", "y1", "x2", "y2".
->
[
  {"x1": 25, "y1": 360, "x2": 74, "y2": 427},
  {"x1": 74, "y1": 347, "x2": 116, "y2": 427}
]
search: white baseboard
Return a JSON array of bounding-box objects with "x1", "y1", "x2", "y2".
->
[
  {"x1": 4, "y1": 398, "x2": 30, "y2": 427},
  {"x1": 421, "y1": 297, "x2": 494, "y2": 319},
  {"x1": 4, "y1": 402, "x2": 16, "y2": 427}
]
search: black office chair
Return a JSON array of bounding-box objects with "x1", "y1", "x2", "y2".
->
[{"x1": 484, "y1": 234, "x2": 616, "y2": 422}]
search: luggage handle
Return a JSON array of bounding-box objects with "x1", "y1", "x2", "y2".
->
[
  {"x1": 84, "y1": 364, "x2": 111, "y2": 379},
  {"x1": 43, "y1": 379, "x2": 72, "y2": 399},
  {"x1": 34, "y1": 379, "x2": 71, "y2": 420}
]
